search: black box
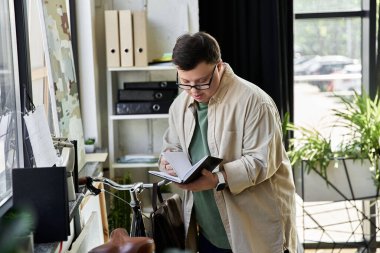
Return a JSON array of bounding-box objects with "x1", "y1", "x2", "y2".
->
[
  {"x1": 118, "y1": 89, "x2": 177, "y2": 102},
  {"x1": 123, "y1": 81, "x2": 177, "y2": 90},
  {"x1": 12, "y1": 167, "x2": 70, "y2": 243},
  {"x1": 116, "y1": 101, "x2": 172, "y2": 115}
]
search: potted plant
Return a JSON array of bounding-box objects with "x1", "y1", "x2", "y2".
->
[
  {"x1": 84, "y1": 138, "x2": 96, "y2": 153},
  {"x1": 286, "y1": 90, "x2": 380, "y2": 201}
]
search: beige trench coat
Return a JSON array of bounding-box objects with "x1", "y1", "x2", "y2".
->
[{"x1": 161, "y1": 64, "x2": 297, "y2": 253}]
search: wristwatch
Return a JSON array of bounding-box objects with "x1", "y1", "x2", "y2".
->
[{"x1": 215, "y1": 171, "x2": 226, "y2": 191}]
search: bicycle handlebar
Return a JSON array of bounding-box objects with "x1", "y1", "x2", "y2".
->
[{"x1": 79, "y1": 176, "x2": 169, "y2": 196}]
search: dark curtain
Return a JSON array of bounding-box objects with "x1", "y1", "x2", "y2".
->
[{"x1": 199, "y1": 0, "x2": 294, "y2": 120}]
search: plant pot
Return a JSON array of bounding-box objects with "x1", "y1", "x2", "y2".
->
[
  {"x1": 85, "y1": 144, "x2": 95, "y2": 153},
  {"x1": 293, "y1": 158, "x2": 380, "y2": 201}
]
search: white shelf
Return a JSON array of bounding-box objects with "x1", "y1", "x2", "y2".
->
[
  {"x1": 107, "y1": 64, "x2": 175, "y2": 178},
  {"x1": 112, "y1": 162, "x2": 159, "y2": 169},
  {"x1": 108, "y1": 64, "x2": 176, "y2": 72},
  {"x1": 110, "y1": 114, "x2": 169, "y2": 120}
]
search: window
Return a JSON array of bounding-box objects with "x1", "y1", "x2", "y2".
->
[
  {"x1": 0, "y1": 0, "x2": 23, "y2": 207},
  {"x1": 294, "y1": 0, "x2": 362, "y2": 13},
  {"x1": 293, "y1": 0, "x2": 378, "y2": 247},
  {"x1": 294, "y1": 0, "x2": 375, "y2": 139}
]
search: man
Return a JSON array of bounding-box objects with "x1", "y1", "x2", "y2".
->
[{"x1": 160, "y1": 31, "x2": 297, "y2": 253}]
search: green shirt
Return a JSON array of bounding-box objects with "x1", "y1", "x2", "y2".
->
[{"x1": 189, "y1": 102, "x2": 230, "y2": 249}]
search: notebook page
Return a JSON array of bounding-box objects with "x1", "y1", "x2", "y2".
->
[{"x1": 162, "y1": 151, "x2": 192, "y2": 179}]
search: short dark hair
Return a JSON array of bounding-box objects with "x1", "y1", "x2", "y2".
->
[{"x1": 172, "y1": 32, "x2": 221, "y2": 70}]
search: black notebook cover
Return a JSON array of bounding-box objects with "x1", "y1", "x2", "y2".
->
[{"x1": 12, "y1": 167, "x2": 70, "y2": 243}]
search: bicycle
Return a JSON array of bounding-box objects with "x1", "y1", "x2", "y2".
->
[
  {"x1": 79, "y1": 176, "x2": 168, "y2": 237},
  {"x1": 80, "y1": 176, "x2": 186, "y2": 253}
]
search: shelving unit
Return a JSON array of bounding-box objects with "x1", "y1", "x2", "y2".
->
[
  {"x1": 109, "y1": 114, "x2": 169, "y2": 120},
  {"x1": 106, "y1": 64, "x2": 177, "y2": 178}
]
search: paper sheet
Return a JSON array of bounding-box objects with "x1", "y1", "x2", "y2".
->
[
  {"x1": 24, "y1": 106, "x2": 58, "y2": 167},
  {"x1": 162, "y1": 151, "x2": 192, "y2": 179}
]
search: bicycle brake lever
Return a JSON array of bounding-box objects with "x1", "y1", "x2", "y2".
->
[{"x1": 86, "y1": 176, "x2": 102, "y2": 195}]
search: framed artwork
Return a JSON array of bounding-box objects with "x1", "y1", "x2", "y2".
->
[{"x1": 37, "y1": 0, "x2": 85, "y2": 169}]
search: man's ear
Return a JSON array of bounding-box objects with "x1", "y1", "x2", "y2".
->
[{"x1": 217, "y1": 61, "x2": 223, "y2": 71}]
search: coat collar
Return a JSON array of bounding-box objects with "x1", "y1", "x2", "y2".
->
[{"x1": 186, "y1": 63, "x2": 234, "y2": 109}]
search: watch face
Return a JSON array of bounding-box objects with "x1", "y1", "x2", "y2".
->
[{"x1": 216, "y1": 182, "x2": 226, "y2": 191}]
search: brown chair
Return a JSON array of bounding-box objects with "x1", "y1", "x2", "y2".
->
[{"x1": 89, "y1": 228, "x2": 155, "y2": 253}]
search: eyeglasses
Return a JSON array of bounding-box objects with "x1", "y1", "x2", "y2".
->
[{"x1": 176, "y1": 65, "x2": 217, "y2": 90}]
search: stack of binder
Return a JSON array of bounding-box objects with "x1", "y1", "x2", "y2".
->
[
  {"x1": 105, "y1": 9, "x2": 148, "y2": 67},
  {"x1": 116, "y1": 81, "x2": 178, "y2": 115}
]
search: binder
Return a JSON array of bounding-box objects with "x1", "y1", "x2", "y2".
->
[
  {"x1": 123, "y1": 81, "x2": 177, "y2": 90},
  {"x1": 119, "y1": 10, "x2": 134, "y2": 67},
  {"x1": 105, "y1": 10, "x2": 120, "y2": 67},
  {"x1": 118, "y1": 89, "x2": 178, "y2": 102},
  {"x1": 132, "y1": 10, "x2": 148, "y2": 67},
  {"x1": 116, "y1": 101, "x2": 172, "y2": 115}
]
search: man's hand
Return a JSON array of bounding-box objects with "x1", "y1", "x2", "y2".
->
[
  {"x1": 160, "y1": 156, "x2": 177, "y2": 176},
  {"x1": 176, "y1": 169, "x2": 218, "y2": 192}
]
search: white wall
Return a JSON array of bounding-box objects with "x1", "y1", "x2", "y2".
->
[{"x1": 76, "y1": 0, "x2": 102, "y2": 146}]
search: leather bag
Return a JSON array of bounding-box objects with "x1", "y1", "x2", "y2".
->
[{"x1": 149, "y1": 183, "x2": 185, "y2": 253}]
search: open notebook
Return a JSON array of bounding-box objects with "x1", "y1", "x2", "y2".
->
[{"x1": 149, "y1": 151, "x2": 223, "y2": 184}]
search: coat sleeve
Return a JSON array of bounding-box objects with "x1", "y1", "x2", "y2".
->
[{"x1": 223, "y1": 101, "x2": 287, "y2": 194}]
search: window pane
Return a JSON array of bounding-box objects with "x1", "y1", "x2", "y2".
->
[
  {"x1": 295, "y1": 18, "x2": 361, "y2": 58},
  {"x1": 0, "y1": 0, "x2": 20, "y2": 206},
  {"x1": 294, "y1": 0, "x2": 362, "y2": 13},
  {"x1": 294, "y1": 18, "x2": 362, "y2": 137}
]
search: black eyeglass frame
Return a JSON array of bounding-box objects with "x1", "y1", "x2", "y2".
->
[{"x1": 176, "y1": 64, "x2": 217, "y2": 90}]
